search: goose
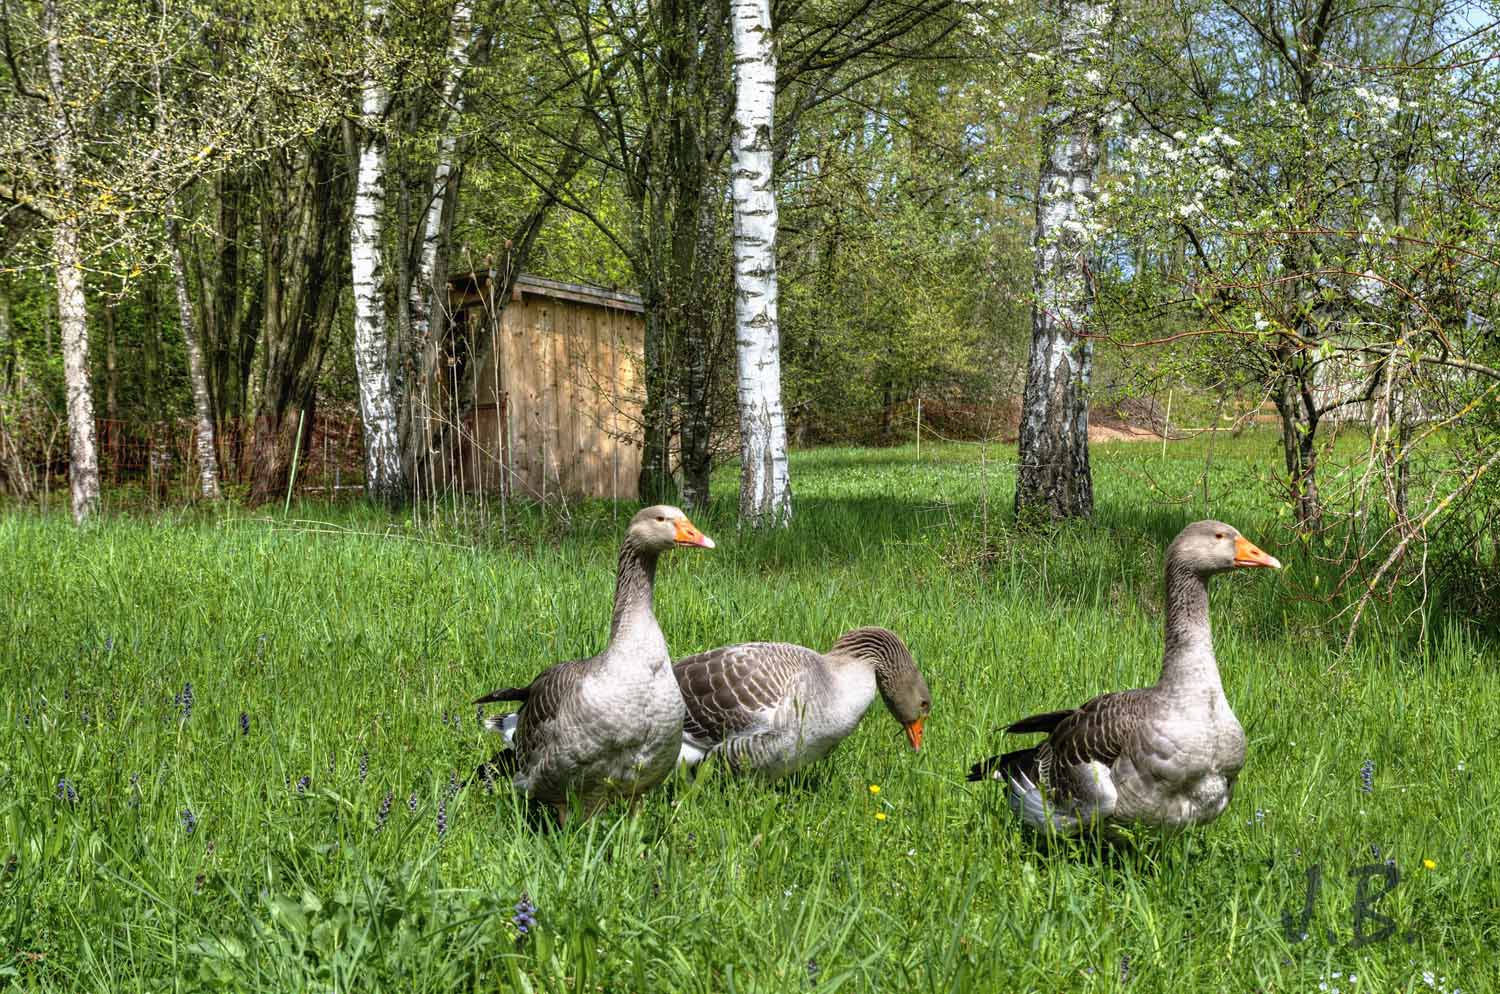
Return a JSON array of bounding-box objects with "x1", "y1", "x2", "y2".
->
[
  {"x1": 967, "y1": 520, "x2": 1280, "y2": 836},
  {"x1": 472, "y1": 505, "x2": 714, "y2": 824},
  {"x1": 672, "y1": 627, "x2": 931, "y2": 779}
]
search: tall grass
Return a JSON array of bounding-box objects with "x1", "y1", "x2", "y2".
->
[{"x1": 1, "y1": 433, "x2": 1494, "y2": 992}]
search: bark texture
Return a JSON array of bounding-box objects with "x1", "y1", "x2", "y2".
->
[
  {"x1": 166, "y1": 211, "x2": 222, "y2": 499},
  {"x1": 44, "y1": 0, "x2": 100, "y2": 524},
  {"x1": 730, "y1": 0, "x2": 792, "y2": 527},
  {"x1": 351, "y1": 0, "x2": 405, "y2": 507},
  {"x1": 407, "y1": 0, "x2": 474, "y2": 491},
  {"x1": 1014, "y1": 0, "x2": 1114, "y2": 522},
  {"x1": 247, "y1": 134, "x2": 350, "y2": 504}
]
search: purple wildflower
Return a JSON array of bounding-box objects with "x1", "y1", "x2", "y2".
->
[
  {"x1": 181, "y1": 808, "x2": 197, "y2": 836},
  {"x1": 328, "y1": 752, "x2": 335, "y2": 775},
  {"x1": 194, "y1": 873, "x2": 206, "y2": 894},
  {"x1": 513, "y1": 895, "x2": 537, "y2": 935},
  {"x1": 1360, "y1": 759, "x2": 1375, "y2": 793},
  {"x1": 359, "y1": 750, "x2": 369, "y2": 784},
  {"x1": 436, "y1": 797, "x2": 448, "y2": 840},
  {"x1": 296, "y1": 775, "x2": 310, "y2": 795},
  {"x1": 375, "y1": 791, "x2": 393, "y2": 831},
  {"x1": 180, "y1": 682, "x2": 194, "y2": 720},
  {"x1": 56, "y1": 777, "x2": 78, "y2": 805},
  {"x1": 447, "y1": 770, "x2": 459, "y2": 797},
  {"x1": 239, "y1": 711, "x2": 250, "y2": 736},
  {"x1": 408, "y1": 791, "x2": 418, "y2": 813}
]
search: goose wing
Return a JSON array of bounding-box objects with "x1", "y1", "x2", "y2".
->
[
  {"x1": 504, "y1": 657, "x2": 595, "y2": 761},
  {"x1": 967, "y1": 690, "x2": 1151, "y2": 788},
  {"x1": 1035, "y1": 688, "x2": 1154, "y2": 777},
  {"x1": 674, "y1": 642, "x2": 818, "y2": 748}
]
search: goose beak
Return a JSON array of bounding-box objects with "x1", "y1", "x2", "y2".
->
[
  {"x1": 674, "y1": 517, "x2": 715, "y2": 549},
  {"x1": 903, "y1": 717, "x2": 925, "y2": 750},
  {"x1": 1234, "y1": 535, "x2": 1281, "y2": 569}
]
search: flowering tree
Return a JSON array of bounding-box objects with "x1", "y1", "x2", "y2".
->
[{"x1": 1096, "y1": 0, "x2": 1500, "y2": 626}]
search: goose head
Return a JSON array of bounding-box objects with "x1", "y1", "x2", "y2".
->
[
  {"x1": 832, "y1": 627, "x2": 931, "y2": 750},
  {"x1": 628, "y1": 505, "x2": 716, "y2": 553},
  {"x1": 1169, "y1": 520, "x2": 1281, "y2": 575}
]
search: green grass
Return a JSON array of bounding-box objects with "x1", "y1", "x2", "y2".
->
[{"x1": 1, "y1": 433, "x2": 1495, "y2": 992}]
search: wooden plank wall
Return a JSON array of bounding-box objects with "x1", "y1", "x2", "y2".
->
[{"x1": 457, "y1": 290, "x2": 645, "y2": 500}]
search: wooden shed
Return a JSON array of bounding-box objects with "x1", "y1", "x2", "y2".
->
[{"x1": 441, "y1": 272, "x2": 646, "y2": 501}]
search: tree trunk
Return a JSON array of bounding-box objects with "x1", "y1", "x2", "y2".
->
[
  {"x1": 407, "y1": 0, "x2": 474, "y2": 494},
  {"x1": 247, "y1": 135, "x2": 350, "y2": 505},
  {"x1": 730, "y1": 0, "x2": 792, "y2": 527},
  {"x1": 166, "y1": 212, "x2": 223, "y2": 499},
  {"x1": 679, "y1": 175, "x2": 728, "y2": 512},
  {"x1": 1273, "y1": 367, "x2": 1322, "y2": 533},
  {"x1": 44, "y1": 0, "x2": 100, "y2": 524},
  {"x1": 351, "y1": 0, "x2": 405, "y2": 508},
  {"x1": 141, "y1": 275, "x2": 171, "y2": 502},
  {"x1": 1014, "y1": 0, "x2": 1113, "y2": 522}
]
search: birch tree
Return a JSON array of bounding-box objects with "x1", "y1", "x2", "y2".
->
[
  {"x1": 403, "y1": 0, "x2": 475, "y2": 491},
  {"x1": 1013, "y1": 0, "x2": 1115, "y2": 522},
  {"x1": 730, "y1": 0, "x2": 792, "y2": 526},
  {"x1": 151, "y1": 27, "x2": 220, "y2": 500},
  {"x1": 42, "y1": 0, "x2": 99, "y2": 523},
  {"x1": 408, "y1": 0, "x2": 472, "y2": 360},
  {"x1": 164, "y1": 217, "x2": 221, "y2": 499},
  {"x1": 351, "y1": 0, "x2": 405, "y2": 507}
]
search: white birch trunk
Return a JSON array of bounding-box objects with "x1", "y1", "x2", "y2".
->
[
  {"x1": 410, "y1": 0, "x2": 472, "y2": 341},
  {"x1": 351, "y1": 0, "x2": 404, "y2": 506},
  {"x1": 730, "y1": 0, "x2": 792, "y2": 527},
  {"x1": 1014, "y1": 0, "x2": 1114, "y2": 521},
  {"x1": 409, "y1": 0, "x2": 473, "y2": 475},
  {"x1": 165, "y1": 213, "x2": 222, "y2": 499},
  {"x1": 44, "y1": 0, "x2": 99, "y2": 524}
]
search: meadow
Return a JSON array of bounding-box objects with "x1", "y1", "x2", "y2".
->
[{"x1": 1, "y1": 432, "x2": 1495, "y2": 993}]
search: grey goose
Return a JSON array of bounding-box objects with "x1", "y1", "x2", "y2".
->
[
  {"x1": 473, "y1": 505, "x2": 714, "y2": 824},
  {"x1": 968, "y1": 520, "x2": 1280, "y2": 835},
  {"x1": 674, "y1": 627, "x2": 931, "y2": 778}
]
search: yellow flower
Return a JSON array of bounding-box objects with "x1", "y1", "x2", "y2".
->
[
  {"x1": 868, "y1": 784, "x2": 880, "y2": 795},
  {"x1": 874, "y1": 811, "x2": 887, "y2": 822},
  {"x1": 1423, "y1": 858, "x2": 1436, "y2": 870}
]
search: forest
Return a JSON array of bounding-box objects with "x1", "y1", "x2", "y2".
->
[{"x1": 0, "y1": 0, "x2": 1491, "y2": 572}]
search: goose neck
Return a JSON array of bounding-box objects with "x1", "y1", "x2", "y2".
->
[
  {"x1": 1158, "y1": 560, "x2": 1221, "y2": 692},
  {"x1": 609, "y1": 538, "x2": 659, "y2": 641}
]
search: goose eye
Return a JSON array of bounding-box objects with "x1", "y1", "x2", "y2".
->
[
  {"x1": 656, "y1": 516, "x2": 666, "y2": 522},
  {"x1": 1215, "y1": 532, "x2": 1224, "y2": 540}
]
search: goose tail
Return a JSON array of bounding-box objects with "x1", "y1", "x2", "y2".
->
[{"x1": 967, "y1": 745, "x2": 1038, "y2": 784}]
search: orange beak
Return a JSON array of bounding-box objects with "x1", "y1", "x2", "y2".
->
[
  {"x1": 673, "y1": 517, "x2": 715, "y2": 549},
  {"x1": 1234, "y1": 535, "x2": 1281, "y2": 569},
  {"x1": 904, "y1": 717, "x2": 925, "y2": 750}
]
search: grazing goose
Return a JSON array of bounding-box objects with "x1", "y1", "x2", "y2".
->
[
  {"x1": 673, "y1": 627, "x2": 931, "y2": 779},
  {"x1": 472, "y1": 505, "x2": 714, "y2": 824},
  {"x1": 967, "y1": 520, "x2": 1280, "y2": 836}
]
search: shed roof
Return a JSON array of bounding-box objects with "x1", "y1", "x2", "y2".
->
[{"x1": 449, "y1": 271, "x2": 644, "y2": 314}]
